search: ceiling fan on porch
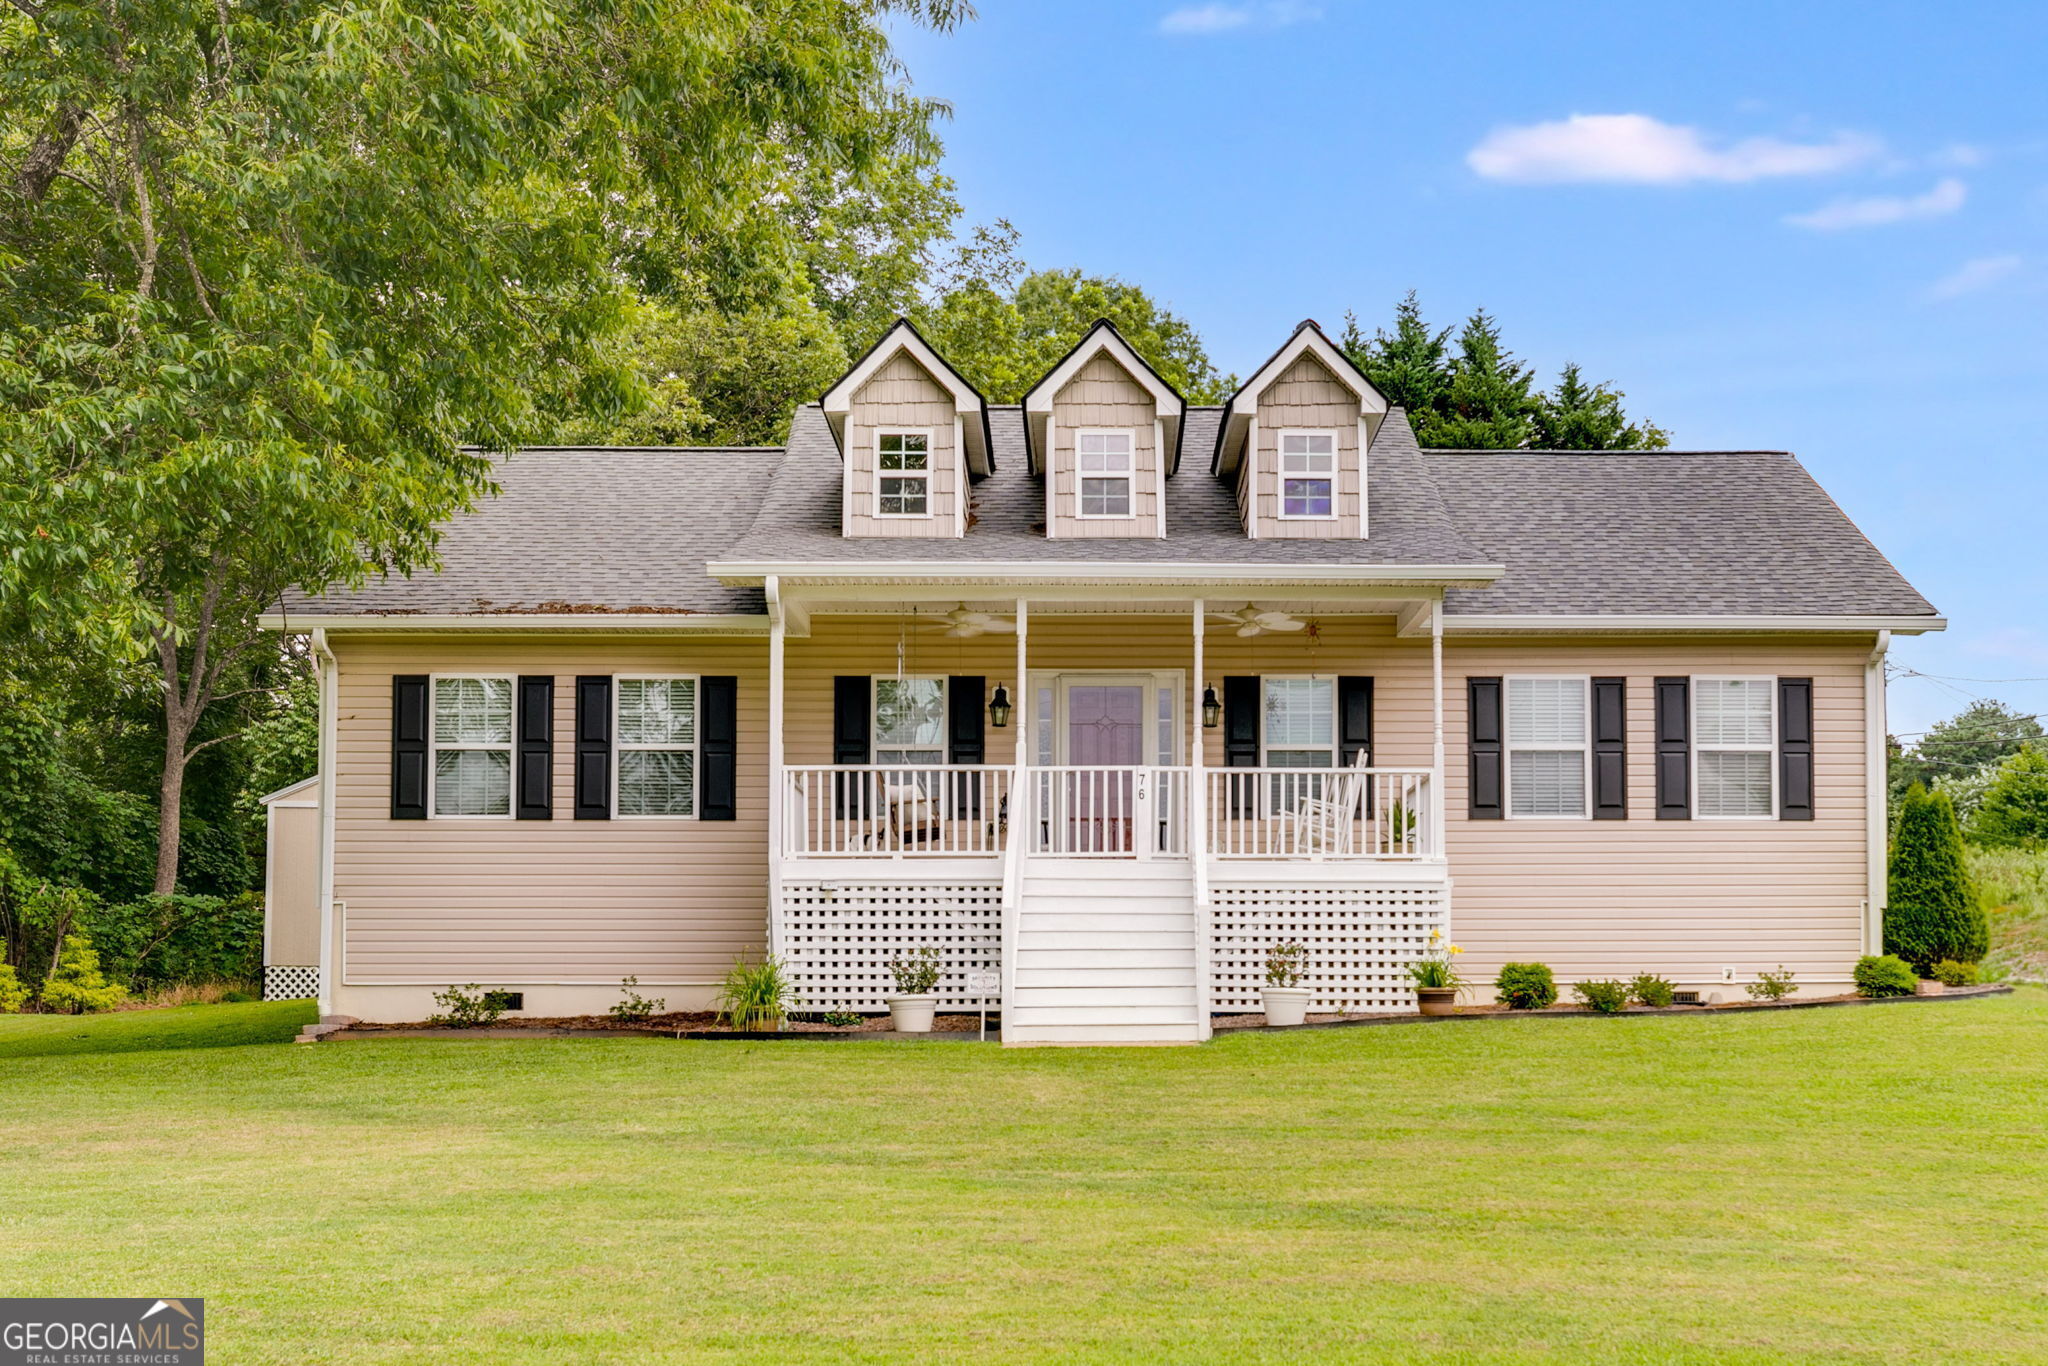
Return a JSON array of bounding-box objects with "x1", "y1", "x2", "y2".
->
[
  {"x1": 1210, "y1": 604, "x2": 1308, "y2": 638},
  {"x1": 924, "y1": 605, "x2": 1017, "y2": 638}
]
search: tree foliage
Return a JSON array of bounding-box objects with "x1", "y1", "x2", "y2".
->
[
  {"x1": 1968, "y1": 745, "x2": 2048, "y2": 849},
  {"x1": 1885, "y1": 784, "x2": 1987, "y2": 968}
]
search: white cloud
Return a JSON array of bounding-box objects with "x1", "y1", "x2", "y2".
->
[
  {"x1": 1466, "y1": 113, "x2": 1881, "y2": 185},
  {"x1": 1158, "y1": 1, "x2": 1321, "y2": 35},
  {"x1": 1926, "y1": 254, "x2": 2022, "y2": 301},
  {"x1": 1786, "y1": 177, "x2": 1966, "y2": 231}
]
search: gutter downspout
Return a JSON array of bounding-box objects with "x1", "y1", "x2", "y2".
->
[
  {"x1": 1866, "y1": 629, "x2": 1892, "y2": 956},
  {"x1": 311, "y1": 629, "x2": 339, "y2": 1019}
]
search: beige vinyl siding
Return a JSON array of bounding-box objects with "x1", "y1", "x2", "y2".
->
[
  {"x1": 265, "y1": 800, "x2": 322, "y2": 965},
  {"x1": 330, "y1": 636, "x2": 768, "y2": 990},
  {"x1": 1250, "y1": 355, "x2": 1362, "y2": 538},
  {"x1": 845, "y1": 351, "x2": 961, "y2": 538},
  {"x1": 1049, "y1": 352, "x2": 1160, "y2": 538}
]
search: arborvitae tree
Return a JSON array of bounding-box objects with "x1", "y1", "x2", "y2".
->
[
  {"x1": 1431, "y1": 310, "x2": 1536, "y2": 449},
  {"x1": 1968, "y1": 745, "x2": 2048, "y2": 849},
  {"x1": 1531, "y1": 363, "x2": 1671, "y2": 450},
  {"x1": 1885, "y1": 784, "x2": 1988, "y2": 967},
  {"x1": 1340, "y1": 292, "x2": 1451, "y2": 441}
]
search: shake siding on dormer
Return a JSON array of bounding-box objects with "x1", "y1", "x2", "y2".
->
[
  {"x1": 843, "y1": 350, "x2": 962, "y2": 539},
  {"x1": 1241, "y1": 353, "x2": 1364, "y2": 539},
  {"x1": 1048, "y1": 351, "x2": 1162, "y2": 539}
]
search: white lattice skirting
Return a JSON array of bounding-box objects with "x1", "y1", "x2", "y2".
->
[
  {"x1": 264, "y1": 964, "x2": 319, "y2": 1001},
  {"x1": 779, "y1": 881, "x2": 1004, "y2": 1012},
  {"x1": 1208, "y1": 881, "x2": 1449, "y2": 1014}
]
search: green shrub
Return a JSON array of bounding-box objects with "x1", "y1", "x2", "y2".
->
[
  {"x1": 1886, "y1": 784, "x2": 1988, "y2": 969},
  {"x1": 428, "y1": 984, "x2": 506, "y2": 1028},
  {"x1": 1571, "y1": 979, "x2": 1629, "y2": 1014},
  {"x1": 1495, "y1": 962, "x2": 1557, "y2": 1010},
  {"x1": 39, "y1": 934, "x2": 128, "y2": 1014},
  {"x1": 1627, "y1": 973, "x2": 1676, "y2": 1008},
  {"x1": 1746, "y1": 967, "x2": 1797, "y2": 1002},
  {"x1": 0, "y1": 963, "x2": 26, "y2": 1012},
  {"x1": 1853, "y1": 954, "x2": 1917, "y2": 998},
  {"x1": 90, "y1": 892, "x2": 264, "y2": 987},
  {"x1": 220, "y1": 989, "x2": 257, "y2": 1003},
  {"x1": 821, "y1": 1011, "x2": 863, "y2": 1028},
  {"x1": 1968, "y1": 745, "x2": 2048, "y2": 848},
  {"x1": 715, "y1": 956, "x2": 789, "y2": 1031},
  {"x1": 1930, "y1": 959, "x2": 1978, "y2": 988},
  {"x1": 887, "y1": 946, "x2": 943, "y2": 997},
  {"x1": 609, "y1": 975, "x2": 667, "y2": 1024}
]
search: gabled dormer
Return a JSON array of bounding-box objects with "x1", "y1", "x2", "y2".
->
[
  {"x1": 821, "y1": 319, "x2": 991, "y2": 539},
  {"x1": 1212, "y1": 320, "x2": 1388, "y2": 540},
  {"x1": 1022, "y1": 320, "x2": 1185, "y2": 540}
]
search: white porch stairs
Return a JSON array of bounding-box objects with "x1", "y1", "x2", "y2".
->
[{"x1": 1003, "y1": 858, "x2": 1206, "y2": 1045}]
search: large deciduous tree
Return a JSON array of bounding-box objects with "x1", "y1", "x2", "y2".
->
[{"x1": 0, "y1": 0, "x2": 967, "y2": 893}]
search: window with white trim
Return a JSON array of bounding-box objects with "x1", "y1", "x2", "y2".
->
[
  {"x1": 1279, "y1": 431, "x2": 1336, "y2": 519},
  {"x1": 1506, "y1": 676, "x2": 1589, "y2": 818},
  {"x1": 1694, "y1": 677, "x2": 1776, "y2": 818},
  {"x1": 1262, "y1": 677, "x2": 1335, "y2": 769},
  {"x1": 433, "y1": 676, "x2": 513, "y2": 817},
  {"x1": 1076, "y1": 431, "x2": 1134, "y2": 518},
  {"x1": 874, "y1": 676, "x2": 946, "y2": 765},
  {"x1": 615, "y1": 677, "x2": 697, "y2": 817},
  {"x1": 876, "y1": 432, "x2": 929, "y2": 516}
]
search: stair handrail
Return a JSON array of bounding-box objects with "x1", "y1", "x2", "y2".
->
[{"x1": 999, "y1": 761, "x2": 1028, "y2": 1012}]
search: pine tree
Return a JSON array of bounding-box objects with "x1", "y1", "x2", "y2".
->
[
  {"x1": 1531, "y1": 363, "x2": 1671, "y2": 450},
  {"x1": 1885, "y1": 785, "x2": 1988, "y2": 968},
  {"x1": 1431, "y1": 310, "x2": 1536, "y2": 449},
  {"x1": 1340, "y1": 292, "x2": 1452, "y2": 441},
  {"x1": 38, "y1": 934, "x2": 128, "y2": 1014}
]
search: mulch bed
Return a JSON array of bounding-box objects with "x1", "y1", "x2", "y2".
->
[{"x1": 333, "y1": 1011, "x2": 995, "y2": 1041}]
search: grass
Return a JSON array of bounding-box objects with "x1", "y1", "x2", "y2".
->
[
  {"x1": 1967, "y1": 846, "x2": 2048, "y2": 983},
  {"x1": 4, "y1": 994, "x2": 2047, "y2": 1363},
  {"x1": 0, "y1": 998, "x2": 312, "y2": 1058}
]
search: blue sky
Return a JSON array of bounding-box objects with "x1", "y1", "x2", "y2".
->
[{"x1": 892, "y1": 0, "x2": 2048, "y2": 739}]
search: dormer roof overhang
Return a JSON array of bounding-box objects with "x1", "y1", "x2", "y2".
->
[
  {"x1": 1020, "y1": 319, "x2": 1187, "y2": 475},
  {"x1": 819, "y1": 318, "x2": 994, "y2": 476},
  {"x1": 1211, "y1": 319, "x2": 1390, "y2": 478}
]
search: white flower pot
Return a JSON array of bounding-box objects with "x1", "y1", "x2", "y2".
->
[
  {"x1": 887, "y1": 995, "x2": 937, "y2": 1033},
  {"x1": 1261, "y1": 986, "x2": 1312, "y2": 1027}
]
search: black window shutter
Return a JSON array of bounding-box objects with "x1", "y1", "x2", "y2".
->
[
  {"x1": 1591, "y1": 677, "x2": 1627, "y2": 820},
  {"x1": 1338, "y1": 676, "x2": 1374, "y2": 766},
  {"x1": 515, "y1": 675, "x2": 554, "y2": 820},
  {"x1": 391, "y1": 675, "x2": 429, "y2": 820},
  {"x1": 1654, "y1": 676, "x2": 1691, "y2": 820},
  {"x1": 1779, "y1": 677, "x2": 1814, "y2": 821},
  {"x1": 700, "y1": 676, "x2": 738, "y2": 822},
  {"x1": 833, "y1": 676, "x2": 871, "y2": 818},
  {"x1": 574, "y1": 675, "x2": 612, "y2": 820},
  {"x1": 1467, "y1": 677, "x2": 1503, "y2": 820},
  {"x1": 1224, "y1": 676, "x2": 1261, "y2": 817}
]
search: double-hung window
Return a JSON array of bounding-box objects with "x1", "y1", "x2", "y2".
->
[
  {"x1": 616, "y1": 677, "x2": 697, "y2": 817},
  {"x1": 1694, "y1": 677, "x2": 1776, "y2": 818},
  {"x1": 1263, "y1": 676, "x2": 1335, "y2": 808},
  {"x1": 1506, "y1": 677, "x2": 1589, "y2": 818},
  {"x1": 874, "y1": 676, "x2": 946, "y2": 766},
  {"x1": 1279, "y1": 431, "x2": 1336, "y2": 519},
  {"x1": 433, "y1": 676, "x2": 513, "y2": 817},
  {"x1": 877, "y1": 432, "x2": 929, "y2": 517},
  {"x1": 1076, "y1": 431, "x2": 1134, "y2": 518}
]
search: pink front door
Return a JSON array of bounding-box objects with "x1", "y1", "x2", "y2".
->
[{"x1": 1065, "y1": 685, "x2": 1143, "y2": 852}]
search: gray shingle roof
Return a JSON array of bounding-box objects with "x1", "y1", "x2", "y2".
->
[
  {"x1": 282, "y1": 408, "x2": 1937, "y2": 623},
  {"x1": 1425, "y1": 448, "x2": 1936, "y2": 617}
]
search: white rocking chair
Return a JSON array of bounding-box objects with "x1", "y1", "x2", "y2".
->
[{"x1": 1289, "y1": 751, "x2": 1372, "y2": 855}]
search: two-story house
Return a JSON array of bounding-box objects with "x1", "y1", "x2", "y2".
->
[{"x1": 265, "y1": 317, "x2": 1941, "y2": 1043}]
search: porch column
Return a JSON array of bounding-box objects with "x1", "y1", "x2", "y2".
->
[
  {"x1": 1013, "y1": 598, "x2": 1029, "y2": 770},
  {"x1": 1190, "y1": 597, "x2": 1205, "y2": 848},
  {"x1": 1431, "y1": 597, "x2": 1445, "y2": 857},
  {"x1": 767, "y1": 576, "x2": 786, "y2": 955}
]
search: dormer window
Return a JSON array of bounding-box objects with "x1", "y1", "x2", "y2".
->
[
  {"x1": 876, "y1": 431, "x2": 930, "y2": 517},
  {"x1": 1279, "y1": 431, "x2": 1336, "y2": 519},
  {"x1": 1077, "y1": 431, "x2": 1135, "y2": 518}
]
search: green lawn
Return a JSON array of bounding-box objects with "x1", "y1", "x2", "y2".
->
[{"x1": 3, "y1": 995, "x2": 2046, "y2": 1364}]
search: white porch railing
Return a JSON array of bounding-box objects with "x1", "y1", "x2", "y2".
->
[
  {"x1": 782, "y1": 765, "x2": 1012, "y2": 857},
  {"x1": 1026, "y1": 766, "x2": 1190, "y2": 858},
  {"x1": 1205, "y1": 767, "x2": 1436, "y2": 860}
]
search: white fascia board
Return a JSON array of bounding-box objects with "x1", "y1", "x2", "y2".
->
[
  {"x1": 820, "y1": 324, "x2": 983, "y2": 421},
  {"x1": 1430, "y1": 613, "x2": 1947, "y2": 637},
  {"x1": 1023, "y1": 329, "x2": 1185, "y2": 419},
  {"x1": 258, "y1": 775, "x2": 322, "y2": 806},
  {"x1": 1216, "y1": 328, "x2": 1388, "y2": 479},
  {"x1": 709, "y1": 559, "x2": 1505, "y2": 587},
  {"x1": 257, "y1": 612, "x2": 772, "y2": 634}
]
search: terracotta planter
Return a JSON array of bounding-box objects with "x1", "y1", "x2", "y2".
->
[
  {"x1": 1261, "y1": 986, "x2": 1312, "y2": 1027},
  {"x1": 1415, "y1": 986, "x2": 1459, "y2": 1016},
  {"x1": 887, "y1": 995, "x2": 937, "y2": 1032},
  {"x1": 1915, "y1": 978, "x2": 1945, "y2": 997}
]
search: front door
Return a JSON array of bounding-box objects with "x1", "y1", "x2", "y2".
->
[{"x1": 1062, "y1": 683, "x2": 1144, "y2": 852}]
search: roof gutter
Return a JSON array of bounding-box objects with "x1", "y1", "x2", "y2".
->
[
  {"x1": 1437, "y1": 613, "x2": 1945, "y2": 636},
  {"x1": 256, "y1": 612, "x2": 772, "y2": 634}
]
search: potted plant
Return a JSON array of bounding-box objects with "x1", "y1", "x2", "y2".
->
[
  {"x1": 1261, "y1": 941, "x2": 1312, "y2": 1026},
  {"x1": 886, "y1": 946, "x2": 943, "y2": 1033},
  {"x1": 1406, "y1": 930, "x2": 1464, "y2": 1016}
]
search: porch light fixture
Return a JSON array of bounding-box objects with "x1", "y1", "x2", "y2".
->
[
  {"x1": 1201, "y1": 683, "x2": 1222, "y2": 728},
  {"x1": 988, "y1": 683, "x2": 1013, "y2": 728}
]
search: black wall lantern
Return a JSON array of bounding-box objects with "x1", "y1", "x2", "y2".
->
[
  {"x1": 1201, "y1": 683, "x2": 1222, "y2": 729},
  {"x1": 988, "y1": 682, "x2": 1013, "y2": 728}
]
